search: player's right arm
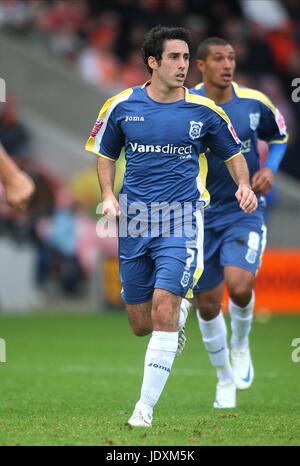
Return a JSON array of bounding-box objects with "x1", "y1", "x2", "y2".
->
[
  {"x1": 0, "y1": 142, "x2": 35, "y2": 211},
  {"x1": 97, "y1": 157, "x2": 120, "y2": 218},
  {"x1": 86, "y1": 91, "x2": 130, "y2": 218}
]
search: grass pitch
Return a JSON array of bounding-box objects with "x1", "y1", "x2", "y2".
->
[{"x1": 0, "y1": 311, "x2": 299, "y2": 446}]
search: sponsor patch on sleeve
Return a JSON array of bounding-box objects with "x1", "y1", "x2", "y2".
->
[
  {"x1": 90, "y1": 118, "x2": 104, "y2": 137},
  {"x1": 228, "y1": 123, "x2": 240, "y2": 144},
  {"x1": 275, "y1": 109, "x2": 287, "y2": 136}
]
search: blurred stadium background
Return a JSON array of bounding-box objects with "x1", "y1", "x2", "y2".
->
[
  {"x1": 0, "y1": 0, "x2": 299, "y2": 447},
  {"x1": 0, "y1": 0, "x2": 299, "y2": 314}
]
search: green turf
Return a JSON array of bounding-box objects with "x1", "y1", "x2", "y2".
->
[{"x1": 0, "y1": 311, "x2": 299, "y2": 446}]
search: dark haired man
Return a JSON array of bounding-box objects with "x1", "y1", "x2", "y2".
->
[
  {"x1": 86, "y1": 26, "x2": 257, "y2": 427},
  {"x1": 180, "y1": 37, "x2": 288, "y2": 409}
]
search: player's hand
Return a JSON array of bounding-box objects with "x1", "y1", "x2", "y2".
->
[
  {"x1": 4, "y1": 170, "x2": 35, "y2": 212},
  {"x1": 102, "y1": 194, "x2": 120, "y2": 218},
  {"x1": 235, "y1": 183, "x2": 258, "y2": 213},
  {"x1": 251, "y1": 167, "x2": 274, "y2": 195}
]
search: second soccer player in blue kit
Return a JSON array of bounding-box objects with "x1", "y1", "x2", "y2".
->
[
  {"x1": 86, "y1": 26, "x2": 257, "y2": 427},
  {"x1": 179, "y1": 37, "x2": 288, "y2": 409}
]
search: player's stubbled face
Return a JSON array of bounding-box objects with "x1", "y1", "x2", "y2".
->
[
  {"x1": 158, "y1": 39, "x2": 189, "y2": 88},
  {"x1": 203, "y1": 45, "x2": 236, "y2": 88}
]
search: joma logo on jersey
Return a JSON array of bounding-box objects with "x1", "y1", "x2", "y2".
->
[
  {"x1": 125, "y1": 115, "x2": 145, "y2": 122},
  {"x1": 189, "y1": 120, "x2": 203, "y2": 140}
]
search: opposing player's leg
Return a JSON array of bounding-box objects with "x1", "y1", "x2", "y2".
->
[{"x1": 222, "y1": 221, "x2": 267, "y2": 389}]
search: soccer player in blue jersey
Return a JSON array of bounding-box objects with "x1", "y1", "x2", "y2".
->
[
  {"x1": 86, "y1": 26, "x2": 257, "y2": 427},
  {"x1": 181, "y1": 37, "x2": 288, "y2": 409}
]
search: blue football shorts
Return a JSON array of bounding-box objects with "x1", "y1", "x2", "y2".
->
[
  {"x1": 194, "y1": 214, "x2": 267, "y2": 292},
  {"x1": 119, "y1": 210, "x2": 204, "y2": 304}
]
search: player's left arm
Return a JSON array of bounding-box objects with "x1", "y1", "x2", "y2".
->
[
  {"x1": 205, "y1": 109, "x2": 257, "y2": 213},
  {"x1": 252, "y1": 101, "x2": 288, "y2": 195}
]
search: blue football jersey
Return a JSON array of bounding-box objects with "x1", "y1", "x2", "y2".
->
[
  {"x1": 86, "y1": 84, "x2": 241, "y2": 208},
  {"x1": 190, "y1": 82, "x2": 288, "y2": 226}
]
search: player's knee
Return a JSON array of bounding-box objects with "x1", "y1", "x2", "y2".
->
[
  {"x1": 229, "y1": 282, "x2": 253, "y2": 308},
  {"x1": 130, "y1": 322, "x2": 152, "y2": 337},
  {"x1": 194, "y1": 293, "x2": 220, "y2": 320},
  {"x1": 152, "y1": 302, "x2": 176, "y2": 330}
]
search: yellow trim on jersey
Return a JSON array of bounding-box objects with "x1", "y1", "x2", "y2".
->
[
  {"x1": 194, "y1": 266, "x2": 204, "y2": 287},
  {"x1": 194, "y1": 82, "x2": 203, "y2": 91},
  {"x1": 186, "y1": 210, "x2": 204, "y2": 298},
  {"x1": 98, "y1": 152, "x2": 117, "y2": 161},
  {"x1": 198, "y1": 152, "x2": 210, "y2": 207},
  {"x1": 268, "y1": 135, "x2": 289, "y2": 145},
  {"x1": 85, "y1": 138, "x2": 118, "y2": 160},
  {"x1": 193, "y1": 81, "x2": 278, "y2": 116},
  {"x1": 224, "y1": 151, "x2": 242, "y2": 163},
  {"x1": 185, "y1": 267, "x2": 203, "y2": 299},
  {"x1": 256, "y1": 224, "x2": 268, "y2": 277},
  {"x1": 85, "y1": 137, "x2": 99, "y2": 155},
  {"x1": 231, "y1": 81, "x2": 276, "y2": 114},
  {"x1": 185, "y1": 90, "x2": 231, "y2": 124},
  {"x1": 85, "y1": 87, "x2": 133, "y2": 157},
  {"x1": 98, "y1": 87, "x2": 133, "y2": 119},
  {"x1": 84, "y1": 140, "x2": 116, "y2": 160}
]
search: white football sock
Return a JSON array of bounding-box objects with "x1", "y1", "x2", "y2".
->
[
  {"x1": 229, "y1": 291, "x2": 254, "y2": 351},
  {"x1": 197, "y1": 310, "x2": 233, "y2": 382},
  {"x1": 139, "y1": 330, "x2": 178, "y2": 414},
  {"x1": 178, "y1": 299, "x2": 191, "y2": 330}
]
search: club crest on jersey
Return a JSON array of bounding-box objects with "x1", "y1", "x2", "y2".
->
[
  {"x1": 90, "y1": 118, "x2": 104, "y2": 137},
  {"x1": 249, "y1": 113, "x2": 260, "y2": 131},
  {"x1": 189, "y1": 121, "x2": 203, "y2": 140},
  {"x1": 181, "y1": 270, "x2": 190, "y2": 288}
]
